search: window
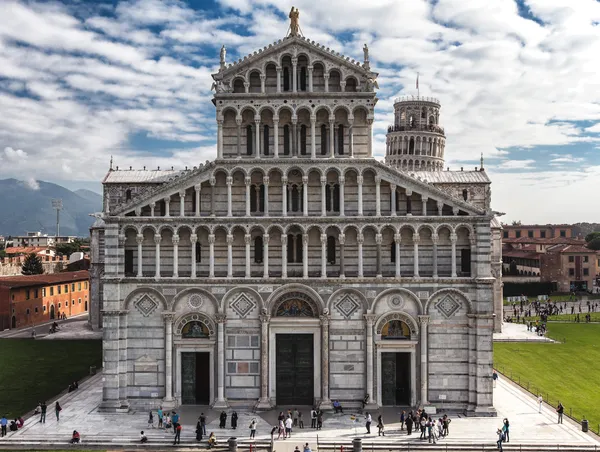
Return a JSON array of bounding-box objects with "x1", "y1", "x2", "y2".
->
[
  {"x1": 58, "y1": 302, "x2": 61, "y2": 308},
  {"x1": 283, "y1": 66, "x2": 290, "y2": 91},
  {"x1": 540, "y1": 231, "x2": 546, "y2": 238},
  {"x1": 195, "y1": 242, "x2": 201, "y2": 263},
  {"x1": 11, "y1": 293, "x2": 14, "y2": 301},
  {"x1": 568, "y1": 256, "x2": 574, "y2": 263},
  {"x1": 79, "y1": 299, "x2": 82, "y2": 304},
  {"x1": 406, "y1": 194, "x2": 412, "y2": 214},
  {"x1": 283, "y1": 125, "x2": 290, "y2": 155},
  {"x1": 528, "y1": 230, "x2": 534, "y2": 238},
  {"x1": 26, "y1": 290, "x2": 30, "y2": 300},
  {"x1": 125, "y1": 189, "x2": 132, "y2": 201},
  {"x1": 320, "y1": 124, "x2": 327, "y2": 155},
  {"x1": 85, "y1": 281, "x2": 88, "y2": 290},
  {"x1": 57, "y1": 285, "x2": 61, "y2": 295},
  {"x1": 124, "y1": 250, "x2": 134, "y2": 276},
  {"x1": 26, "y1": 308, "x2": 30, "y2": 315},
  {"x1": 569, "y1": 268, "x2": 575, "y2": 277},
  {"x1": 337, "y1": 124, "x2": 344, "y2": 155},
  {"x1": 560, "y1": 230, "x2": 566, "y2": 237},
  {"x1": 300, "y1": 66, "x2": 307, "y2": 91},
  {"x1": 584, "y1": 256, "x2": 589, "y2": 263},
  {"x1": 326, "y1": 236, "x2": 336, "y2": 264},
  {"x1": 64, "y1": 284, "x2": 68, "y2": 293},
  {"x1": 35, "y1": 307, "x2": 38, "y2": 313},
  {"x1": 263, "y1": 125, "x2": 269, "y2": 155},
  {"x1": 462, "y1": 189, "x2": 468, "y2": 201},
  {"x1": 72, "y1": 283, "x2": 75, "y2": 292},
  {"x1": 515, "y1": 231, "x2": 521, "y2": 238},
  {"x1": 50, "y1": 287, "x2": 54, "y2": 296},
  {"x1": 42, "y1": 288, "x2": 46, "y2": 297},
  {"x1": 246, "y1": 125, "x2": 253, "y2": 156},
  {"x1": 254, "y1": 236, "x2": 264, "y2": 264},
  {"x1": 583, "y1": 268, "x2": 589, "y2": 276},
  {"x1": 390, "y1": 242, "x2": 396, "y2": 263},
  {"x1": 503, "y1": 231, "x2": 508, "y2": 239},
  {"x1": 461, "y1": 249, "x2": 472, "y2": 276},
  {"x1": 72, "y1": 300, "x2": 75, "y2": 305},
  {"x1": 287, "y1": 234, "x2": 303, "y2": 263},
  {"x1": 300, "y1": 125, "x2": 307, "y2": 155},
  {"x1": 78, "y1": 282, "x2": 82, "y2": 291},
  {"x1": 43, "y1": 306, "x2": 46, "y2": 312}
]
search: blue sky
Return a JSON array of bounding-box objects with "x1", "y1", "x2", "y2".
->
[{"x1": 0, "y1": 0, "x2": 599, "y2": 223}]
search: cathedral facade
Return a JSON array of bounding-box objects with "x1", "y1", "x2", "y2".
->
[{"x1": 91, "y1": 21, "x2": 502, "y2": 415}]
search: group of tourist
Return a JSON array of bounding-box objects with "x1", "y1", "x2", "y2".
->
[
  {"x1": 143, "y1": 408, "x2": 183, "y2": 445},
  {"x1": 396, "y1": 410, "x2": 451, "y2": 443},
  {"x1": 34, "y1": 401, "x2": 61, "y2": 423},
  {"x1": 0, "y1": 415, "x2": 25, "y2": 436},
  {"x1": 495, "y1": 418, "x2": 510, "y2": 451}
]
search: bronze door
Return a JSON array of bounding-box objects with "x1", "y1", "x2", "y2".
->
[
  {"x1": 181, "y1": 352, "x2": 210, "y2": 404},
  {"x1": 381, "y1": 352, "x2": 411, "y2": 406},
  {"x1": 276, "y1": 334, "x2": 314, "y2": 405}
]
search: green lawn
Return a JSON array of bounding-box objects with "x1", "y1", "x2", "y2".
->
[
  {"x1": 0, "y1": 339, "x2": 102, "y2": 419},
  {"x1": 503, "y1": 294, "x2": 600, "y2": 305},
  {"x1": 494, "y1": 323, "x2": 600, "y2": 432},
  {"x1": 523, "y1": 313, "x2": 600, "y2": 323}
]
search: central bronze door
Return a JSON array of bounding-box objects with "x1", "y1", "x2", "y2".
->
[
  {"x1": 276, "y1": 334, "x2": 314, "y2": 406},
  {"x1": 381, "y1": 352, "x2": 411, "y2": 406}
]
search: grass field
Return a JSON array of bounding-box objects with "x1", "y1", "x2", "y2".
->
[
  {"x1": 494, "y1": 323, "x2": 600, "y2": 432},
  {"x1": 503, "y1": 294, "x2": 600, "y2": 305},
  {"x1": 523, "y1": 313, "x2": 600, "y2": 323},
  {"x1": 0, "y1": 339, "x2": 102, "y2": 419}
]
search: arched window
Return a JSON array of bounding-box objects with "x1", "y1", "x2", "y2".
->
[
  {"x1": 429, "y1": 115, "x2": 435, "y2": 125},
  {"x1": 283, "y1": 67, "x2": 290, "y2": 91},
  {"x1": 254, "y1": 236, "x2": 263, "y2": 263},
  {"x1": 409, "y1": 138, "x2": 415, "y2": 154},
  {"x1": 125, "y1": 189, "x2": 132, "y2": 201},
  {"x1": 421, "y1": 107, "x2": 426, "y2": 119},
  {"x1": 391, "y1": 242, "x2": 396, "y2": 263},
  {"x1": 300, "y1": 66, "x2": 307, "y2": 91},
  {"x1": 296, "y1": 234, "x2": 303, "y2": 263},
  {"x1": 283, "y1": 125, "x2": 290, "y2": 155},
  {"x1": 246, "y1": 125, "x2": 253, "y2": 156},
  {"x1": 333, "y1": 184, "x2": 340, "y2": 212},
  {"x1": 337, "y1": 125, "x2": 344, "y2": 155},
  {"x1": 300, "y1": 125, "x2": 307, "y2": 155},
  {"x1": 250, "y1": 185, "x2": 258, "y2": 212},
  {"x1": 327, "y1": 236, "x2": 336, "y2": 264},
  {"x1": 195, "y1": 242, "x2": 201, "y2": 263},
  {"x1": 259, "y1": 184, "x2": 265, "y2": 212},
  {"x1": 320, "y1": 124, "x2": 327, "y2": 155},
  {"x1": 409, "y1": 115, "x2": 414, "y2": 128},
  {"x1": 291, "y1": 185, "x2": 300, "y2": 212},
  {"x1": 263, "y1": 125, "x2": 269, "y2": 156},
  {"x1": 463, "y1": 189, "x2": 468, "y2": 201},
  {"x1": 158, "y1": 199, "x2": 166, "y2": 216},
  {"x1": 286, "y1": 234, "x2": 303, "y2": 263},
  {"x1": 406, "y1": 193, "x2": 412, "y2": 214}
]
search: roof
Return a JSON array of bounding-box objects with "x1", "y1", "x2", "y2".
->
[
  {"x1": 503, "y1": 224, "x2": 574, "y2": 229},
  {"x1": 548, "y1": 244, "x2": 596, "y2": 254},
  {"x1": 410, "y1": 170, "x2": 491, "y2": 184},
  {"x1": 5, "y1": 246, "x2": 51, "y2": 255},
  {"x1": 103, "y1": 169, "x2": 183, "y2": 184},
  {"x1": 0, "y1": 271, "x2": 90, "y2": 289},
  {"x1": 503, "y1": 237, "x2": 583, "y2": 245},
  {"x1": 503, "y1": 250, "x2": 541, "y2": 259}
]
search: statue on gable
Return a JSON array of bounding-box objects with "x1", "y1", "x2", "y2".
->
[
  {"x1": 211, "y1": 79, "x2": 230, "y2": 93},
  {"x1": 220, "y1": 45, "x2": 226, "y2": 70},
  {"x1": 289, "y1": 7, "x2": 300, "y2": 36},
  {"x1": 363, "y1": 44, "x2": 371, "y2": 70},
  {"x1": 364, "y1": 76, "x2": 379, "y2": 92}
]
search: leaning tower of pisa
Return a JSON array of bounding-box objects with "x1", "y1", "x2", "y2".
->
[{"x1": 385, "y1": 96, "x2": 446, "y2": 172}]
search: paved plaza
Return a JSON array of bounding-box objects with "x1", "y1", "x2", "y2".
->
[
  {"x1": 493, "y1": 321, "x2": 555, "y2": 342},
  {"x1": 0, "y1": 367, "x2": 597, "y2": 448}
]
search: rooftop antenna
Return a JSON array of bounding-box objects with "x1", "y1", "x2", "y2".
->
[
  {"x1": 109, "y1": 155, "x2": 113, "y2": 171},
  {"x1": 51, "y1": 199, "x2": 63, "y2": 238},
  {"x1": 416, "y1": 73, "x2": 420, "y2": 98},
  {"x1": 480, "y1": 153, "x2": 484, "y2": 170}
]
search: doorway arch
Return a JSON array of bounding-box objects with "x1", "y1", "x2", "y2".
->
[
  {"x1": 50, "y1": 305, "x2": 55, "y2": 320},
  {"x1": 11, "y1": 316, "x2": 16, "y2": 329}
]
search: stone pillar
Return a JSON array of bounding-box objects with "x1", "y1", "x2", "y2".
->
[
  {"x1": 329, "y1": 119, "x2": 335, "y2": 158},
  {"x1": 260, "y1": 74, "x2": 266, "y2": 93},
  {"x1": 194, "y1": 185, "x2": 201, "y2": 216},
  {"x1": 375, "y1": 233, "x2": 382, "y2": 278},
  {"x1": 291, "y1": 57, "x2": 297, "y2": 92},
  {"x1": 227, "y1": 234, "x2": 233, "y2": 278},
  {"x1": 226, "y1": 176, "x2": 233, "y2": 217},
  {"x1": 310, "y1": 116, "x2": 316, "y2": 159},
  {"x1": 214, "y1": 314, "x2": 229, "y2": 408},
  {"x1": 364, "y1": 314, "x2": 377, "y2": 407},
  {"x1": 210, "y1": 177, "x2": 216, "y2": 216},
  {"x1": 394, "y1": 233, "x2": 401, "y2": 277},
  {"x1": 172, "y1": 234, "x2": 179, "y2": 278},
  {"x1": 422, "y1": 197, "x2": 428, "y2": 216},
  {"x1": 320, "y1": 176, "x2": 327, "y2": 216},
  {"x1": 437, "y1": 200, "x2": 443, "y2": 216},
  {"x1": 348, "y1": 119, "x2": 354, "y2": 158},
  {"x1": 418, "y1": 315, "x2": 430, "y2": 407},
  {"x1": 254, "y1": 119, "x2": 261, "y2": 158},
  {"x1": 324, "y1": 74, "x2": 329, "y2": 92},
  {"x1": 282, "y1": 177, "x2": 288, "y2": 216},
  {"x1": 208, "y1": 234, "x2": 215, "y2": 278},
  {"x1": 150, "y1": 202, "x2": 155, "y2": 217},
  {"x1": 190, "y1": 234, "x2": 197, "y2": 278},
  {"x1": 244, "y1": 81, "x2": 249, "y2": 93},
  {"x1": 406, "y1": 190, "x2": 413, "y2": 215},
  {"x1": 262, "y1": 176, "x2": 269, "y2": 216},
  {"x1": 292, "y1": 117, "x2": 298, "y2": 157},
  {"x1": 413, "y1": 232, "x2": 420, "y2": 277},
  {"x1": 308, "y1": 66, "x2": 314, "y2": 92},
  {"x1": 320, "y1": 233, "x2": 327, "y2": 278},
  {"x1": 273, "y1": 117, "x2": 279, "y2": 158},
  {"x1": 319, "y1": 314, "x2": 333, "y2": 410},
  {"x1": 136, "y1": 234, "x2": 143, "y2": 277},
  {"x1": 217, "y1": 119, "x2": 223, "y2": 159},
  {"x1": 163, "y1": 312, "x2": 175, "y2": 407},
  {"x1": 245, "y1": 177, "x2": 251, "y2": 216},
  {"x1": 236, "y1": 118, "x2": 242, "y2": 158},
  {"x1": 390, "y1": 184, "x2": 397, "y2": 216},
  {"x1": 339, "y1": 176, "x2": 345, "y2": 217},
  {"x1": 281, "y1": 234, "x2": 288, "y2": 278},
  {"x1": 154, "y1": 234, "x2": 161, "y2": 279},
  {"x1": 303, "y1": 234, "x2": 309, "y2": 278},
  {"x1": 245, "y1": 234, "x2": 251, "y2": 279},
  {"x1": 255, "y1": 313, "x2": 272, "y2": 409},
  {"x1": 276, "y1": 67, "x2": 282, "y2": 93},
  {"x1": 432, "y1": 233, "x2": 439, "y2": 278},
  {"x1": 179, "y1": 191, "x2": 185, "y2": 217},
  {"x1": 367, "y1": 118, "x2": 373, "y2": 157},
  {"x1": 357, "y1": 175, "x2": 363, "y2": 216},
  {"x1": 339, "y1": 234, "x2": 345, "y2": 278},
  {"x1": 451, "y1": 233, "x2": 457, "y2": 277},
  {"x1": 164, "y1": 197, "x2": 170, "y2": 217},
  {"x1": 340, "y1": 80, "x2": 346, "y2": 92},
  {"x1": 375, "y1": 177, "x2": 381, "y2": 216},
  {"x1": 358, "y1": 233, "x2": 364, "y2": 277},
  {"x1": 263, "y1": 234, "x2": 269, "y2": 278},
  {"x1": 302, "y1": 176, "x2": 308, "y2": 217}
]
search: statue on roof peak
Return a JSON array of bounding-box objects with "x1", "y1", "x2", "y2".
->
[{"x1": 289, "y1": 7, "x2": 300, "y2": 37}]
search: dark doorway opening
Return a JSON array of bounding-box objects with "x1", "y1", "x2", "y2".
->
[
  {"x1": 11, "y1": 316, "x2": 16, "y2": 329},
  {"x1": 276, "y1": 334, "x2": 314, "y2": 405},
  {"x1": 50, "y1": 305, "x2": 55, "y2": 320},
  {"x1": 381, "y1": 352, "x2": 410, "y2": 405},
  {"x1": 124, "y1": 250, "x2": 134, "y2": 276},
  {"x1": 461, "y1": 248, "x2": 471, "y2": 276},
  {"x1": 181, "y1": 352, "x2": 210, "y2": 405}
]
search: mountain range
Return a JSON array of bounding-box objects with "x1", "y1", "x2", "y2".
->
[{"x1": 0, "y1": 179, "x2": 103, "y2": 237}]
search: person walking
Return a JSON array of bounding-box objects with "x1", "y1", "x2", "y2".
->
[
  {"x1": 285, "y1": 416, "x2": 293, "y2": 438},
  {"x1": 365, "y1": 412, "x2": 372, "y2": 434},
  {"x1": 317, "y1": 411, "x2": 323, "y2": 430},
  {"x1": 0, "y1": 415, "x2": 7, "y2": 437},
  {"x1": 249, "y1": 418, "x2": 257, "y2": 439},
  {"x1": 310, "y1": 409, "x2": 317, "y2": 428},
  {"x1": 557, "y1": 402, "x2": 564, "y2": 424},
  {"x1": 173, "y1": 423, "x2": 182, "y2": 445},
  {"x1": 55, "y1": 401, "x2": 62, "y2": 422},
  {"x1": 400, "y1": 411, "x2": 405, "y2": 430},
  {"x1": 200, "y1": 413, "x2": 207, "y2": 435},
  {"x1": 419, "y1": 416, "x2": 427, "y2": 440},
  {"x1": 427, "y1": 418, "x2": 436, "y2": 444},
  {"x1": 277, "y1": 418, "x2": 285, "y2": 440},
  {"x1": 538, "y1": 395, "x2": 543, "y2": 413},
  {"x1": 377, "y1": 414, "x2": 385, "y2": 436},
  {"x1": 148, "y1": 410, "x2": 154, "y2": 429},
  {"x1": 493, "y1": 371, "x2": 498, "y2": 388},
  {"x1": 219, "y1": 411, "x2": 227, "y2": 428},
  {"x1": 293, "y1": 408, "x2": 299, "y2": 427},
  {"x1": 231, "y1": 411, "x2": 238, "y2": 429},
  {"x1": 298, "y1": 411, "x2": 304, "y2": 428},
  {"x1": 496, "y1": 428, "x2": 504, "y2": 451},
  {"x1": 196, "y1": 417, "x2": 203, "y2": 441},
  {"x1": 158, "y1": 407, "x2": 163, "y2": 428},
  {"x1": 502, "y1": 418, "x2": 510, "y2": 443},
  {"x1": 405, "y1": 415, "x2": 413, "y2": 435},
  {"x1": 40, "y1": 401, "x2": 47, "y2": 424},
  {"x1": 442, "y1": 414, "x2": 450, "y2": 436}
]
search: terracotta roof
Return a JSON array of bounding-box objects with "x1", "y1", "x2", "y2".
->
[
  {"x1": 4, "y1": 246, "x2": 51, "y2": 255},
  {"x1": 0, "y1": 271, "x2": 89, "y2": 288},
  {"x1": 502, "y1": 224, "x2": 574, "y2": 229},
  {"x1": 503, "y1": 237, "x2": 583, "y2": 245},
  {"x1": 548, "y1": 245, "x2": 596, "y2": 254},
  {"x1": 503, "y1": 250, "x2": 541, "y2": 259}
]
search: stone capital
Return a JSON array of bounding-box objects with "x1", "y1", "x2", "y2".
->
[
  {"x1": 432, "y1": 233, "x2": 439, "y2": 244},
  {"x1": 208, "y1": 234, "x2": 215, "y2": 244},
  {"x1": 418, "y1": 315, "x2": 431, "y2": 325},
  {"x1": 136, "y1": 234, "x2": 144, "y2": 245},
  {"x1": 281, "y1": 235, "x2": 288, "y2": 245},
  {"x1": 320, "y1": 176, "x2": 327, "y2": 184},
  {"x1": 162, "y1": 311, "x2": 176, "y2": 322},
  {"x1": 154, "y1": 234, "x2": 161, "y2": 244},
  {"x1": 390, "y1": 184, "x2": 396, "y2": 191},
  {"x1": 405, "y1": 189, "x2": 413, "y2": 197},
  {"x1": 190, "y1": 233, "x2": 198, "y2": 244},
  {"x1": 226, "y1": 234, "x2": 234, "y2": 244},
  {"x1": 210, "y1": 177, "x2": 216, "y2": 186},
  {"x1": 375, "y1": 233, "x2": 382, "y2": 244},
  {"x1": 235, "y1": 117, "x2": 242, "y2": 126},
  {"x1": 303, "y1": 233, "x2": 309, "y2": 245},
  {"x1": 117, "y1": 234, "x2": 126, "y2": 246},
  {"x1": 302, "y1": 176, "x2": 308, "y2": 184},
  {"x1": 357, "y1": 233, "x2": 364, "y2": 244},
  {"x1": 263, "y1": 176, "x2": 270, "y2": 185},
  {"x1": 450, "y1": 233, "x2": 458, "y2": 243},
  {"x1": 178, "y1": 190, "x2": 186, "y2": 198},
  {"x1": 453, "y1": 206, "x2": 460, "y2": 215},
  {"x1": 282, "y1": 176, "x2": 288, "y2": 184},
  {"x1": 319, "y1": 314, "x2": 330, "y2": 326},
  {"x1": 172, "y1": 234, "x2": 180, "y2": 245},
  {"x1": 320, "y1": 233, "x2": 327, "y2": 244},
  {"x1": 134, "y1": 207, "x2": 141, "y2": 217},
  {"x1": 338, "y1": 234, "x2": 345, "y2": 245},
  {"x1": 394, "y1": 233, "x2": 401, "y2": 243},
  {"x1": 339, "y1": 176, "x2": 345, "y2": 185},
  {"x1": 259, "y1": 74, "x2": 266, "y2": 81},
  {"x1": 263, "y1": 233, "x2": 269, "y2": 242},
  {"x1": 273, "y1": 116, "x2": 279, "y2": 124},
  {"x1": 245, "y1": 176, "x2": 251, "y2": 186},
  {"x1": 194, "y1": 184, "x2": 201, "y2": 192},
  {"x1": 226, "y1": 176, "x2": 233, "y2": 185},
  {"x1": 412, "y1": 233, "x2": 420, "y2": 243},
  {"x1": 375, "y1": 176, "x2": 381, "y2": 184},
  {"x1": 259, "y1": 314, "x2": 271, "y2": 324},
  {"x1": 244, "y1": 234, "x2": 251, "y2": 244},
  {"x1": 357, "y1": 175, "x2": 364, "y2": 184},
  {"x1": 215, "y1": 313, "x2": 227, "y2": 323},
  {"x1": 364, "y1": 313, "x2": 377, "y2": 326},
  {"x1": 243, "y1": 81, "x2": 250, "y2": 89}
]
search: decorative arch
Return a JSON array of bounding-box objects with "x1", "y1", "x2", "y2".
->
[
  {"x1": 124, "y1": 287, "x2": 168, "y2": 313},
  {"x1": 417, "y1": 224, "x2": 435, "y2": 235},
  {"x1": 222, "y1": 287, "x2": 263, "y2": 318},
  {"x1": 375, "y1": 311, "x2": 419, "y2": 338},
  {"x1": 371, "y1": 288, "x2": 423, "y2": 314},
  {"x1": 455, "y1": 223, "x2": 475, "y2": 236},
  {"x1": 174, "y1": 312, "x2": 216, "y2": 338},
  {"x1": 120, "y1": 224, "x2": 139, "y2": 234},
  {"x1": 139, "y1": 224, "x2": 157, "y2": 235},
  {"x1": 266, "y1": 283, "x2": 323, "y2": 317},
  {"x1": 172, "y1": 287, "x2": 221, "y2": 313},
  {"x1": 158, "y1": 224, "x2": 175, "y2": 234},
  {"x1": 327, "y1": 288, "x2": 368, "y2": 318},
  {"x1": 424, "y1": 288, "x2": 473, "y2": 316}
]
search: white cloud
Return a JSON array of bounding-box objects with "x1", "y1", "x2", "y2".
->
[
  {"x1": 4, "y1": 147, "x2": 28, "y2": 161},
  {"x1": 549, "y1": 154, "x2": 584, "y2": 164},
  {"x1": 496, "y1": 159, "x2": 536, "y2": 169},
  {"x1": 22, "y1": 177, "x2": 40, "y2": 190}
]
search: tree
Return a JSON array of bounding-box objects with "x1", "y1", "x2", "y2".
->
[
  {"x1": 511, "y1": 220, "x2": 522, "y2": 226},
  {"x1": 21, "y1": 253, "x2": 44, "y2": 275},
  {"x1": 55, "y1": 240, "x2": 82, "y2": 256},
  {"x1": 587, "y1": 237, "x2": 600, "y2": 251},
  {"x1": 585, "y1": 231, "x2": 600, "y2": 243}
]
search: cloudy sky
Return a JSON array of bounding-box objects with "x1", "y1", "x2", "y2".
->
[{"x1": 1, "y1": 0, "x2": 599, "y2": 223}]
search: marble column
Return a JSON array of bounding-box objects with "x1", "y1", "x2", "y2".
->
[
  {"x1": 339, "y1": 233, "x2": 345, "y2": 278},
  {"x1": 255, "y1": 313, "x2": 272, "y2": 409},
  {"x1": 292, "y1": 58, "x2": 298, "y2": 93},
  {"x1": 394, "y1": 233, "x2": 401, "y2": 277},
  {"x1": 263, "y1": 176, "x2": 270, "y2": 216},
  {"x1": 292, "y1": 118, "x2": 298, "y2": 157},
  {"x1": 324, "y1": 74, "x2": 329, "y2": 92},
  {"x1": 302, "y1": 176, "x2": 308, "y2": 216},
  {"x1": 213, "y1": 314, "x2": 229, "y2": 408},
  {"x1": 163, "y1": 312, "x2": 175, "y2": 407},
  {"x1": 413, "y1": 232, "x2": 420, "y2": 277},
  {"x1": 339, "y1": 176, "x2": 345, "y2": 217},
  {"x1": 308, "y1": 66, "x2": 313, "y2": 92},
  {"x1": 320, "y1": 176, "x2": 327, "y2": 216},
  {"x1": 329, "y1": 119, "x2": 335, "y2": 158},
  {"x1": 364, "y1": 314, "x2": 377, "y2": 407},
  {"x1": 310, "y1": 117, "x2": 316, "y2": 159},
  {"x1": 319, "y1": 314, "x2": 333, "y2": 410},
  {"x1": 357, "y1": 175, "x2": 363, "y2": 216},
  {"x1": 422, "y1": 197, "x2": 428, "y2": 216},
  {"x1": 390, "y1": 184, "x2": 397, "y2": 216},
  {"x1": 273, "y1": 118, "x2": 279, "y2": 158},
  {"x1": 260, "y1": 74, "x2": 266, "y2": 93},
  {"x1": 437, "y1": 201, "x2": 443, "y2": 216},
  {"x1": 276, "y1": 67, "x2": 282, "y2": 93},
  {"x1": 281, "y1": 235, "x2": 288, "y2": 278},
  {"x1": 358, "y1": 233, "x2": 364, "y2": 277},
  {"x1": 179, "y1": 191, "x2": 185, "y2": 216},
  {"x1": 154, "y1": 234, "x2": 161, "y2": 279},
  {"x1": 418, "y1": 315, "x2": 430, "y2": 407},
  {"x1": 150, "y1": 202, "x2": 155, "y2": 217},
  {"x1": 263, "y1": 234, "x2": 269, "y2": 278},
  {"x1": 227, "y1": 234, "x2": 233, "y2": 278},
  {"x1": 245, "y1": 176, "x2": 251, "y2": 216},
  {"x1": 432, "y1": 234, "x2": 439, "y2": 278},
  {"x1": 302, "y1": 234, "x2": 309, "y2": 278},
  {"x1": 282, "y1": 177, "x2": 288, "y2": 216},
  {"x1": 367, "y1": 118, "x2": 373, "y2": 156},
  {"x1": 210, "y1": 177, "x2": 216, "y2": 216},
  {"x1": 164, "y1": 197, "x2": 170, "y2": 217},
  {"x1": 254, "y1": 119, "x2": 261, "y2": 158},
  {"x1": 190, "y1": 234, "x2": 197, "y2": 278},
  {"x1": 375, "y1": 177, "x2": 381, "y2": 216},
  {"x1": 236, "y1": 118, "x2": 242, "y2": 158},
  {"x1": 136, "y1": 234, "x2": 143, "y2": 277},
  {"x1": 244, "y1": 81, "x2": 249, "y2": 93},
  {"x1": 217, "y1": 119, "x2": 223, "y2": 159},
  {"x1": 172, "y1": 234, "x2": 179, "y2": 278},
  {"x1": 451, "y1": 233, "x2": 457, "y2": 277},
  {"x1": 194, "y1": 185, "x2": 201, "y2": 216},
  {"x1": 320, "y1": 233, "x2": 327, "y2": 278},
  {"x1": 245, "y1": 234, "x2": 251, "y2": 278},
  {"x1": 208, "y1": 234, "x2": 215, "y2": 278},
  {"x1": 348, "y1": 119, "x2": 354, "y2": 158},
  {"x1": 226, "y1": 176, "x2": 233, "y2": 217},
  {"x1": 375, "y1": 233, "x2": 382, "y2": 278},
  {"x1": 470, "y1": 237, "x2": 477, "y2": 278}
]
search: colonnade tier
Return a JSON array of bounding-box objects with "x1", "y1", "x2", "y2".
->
[
  {"x1": 385, "y1": 134, "x2": 445, "y2": 159},
  {"x1": 119, "y1": 223, "x2": 476, "y2": 280},
  {"x1": 123, "y1": 171, "x2": 471, "y2": 218},
  {"x1": 386, "y1": 158, "x2": 445, "y2": 172}
]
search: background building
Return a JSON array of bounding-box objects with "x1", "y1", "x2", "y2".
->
[{"x1": 502, "y1": 224, "x2": 579, "y2": 240}]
